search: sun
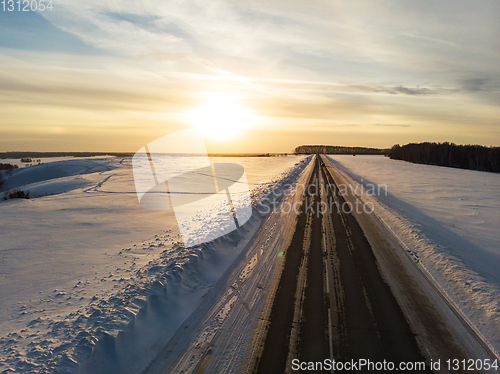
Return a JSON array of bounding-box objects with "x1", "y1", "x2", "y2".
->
[{"x1": 188, "y1": 94, "x2": 255, "y2": 140}]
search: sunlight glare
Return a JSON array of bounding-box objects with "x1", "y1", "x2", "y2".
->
[{"x1": 188, "y1": 94, "x2": 255, "y2": 140}]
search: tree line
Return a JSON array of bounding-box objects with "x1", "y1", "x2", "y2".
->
[
  {"x1": 294, "y1": 145, "x2": 388, "y2": 155},
  {"x1": 389, "y1": 142, "x2": 500, "y2": 173},
  {"x1": 0, "y1": 163, "x2": 19, "y2": 171}
]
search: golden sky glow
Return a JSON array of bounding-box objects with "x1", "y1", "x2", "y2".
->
[
  {"x1": 187, "y1": 93, "x2": 257, "y2": 140},
  {"x1": 0, "y1": 1, "x2": 499, "y2": 153}
]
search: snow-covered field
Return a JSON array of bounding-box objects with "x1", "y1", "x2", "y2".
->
[
  {"x1": 3, "y1": 153, "x2": 498, "y2": 372},
  {"x1": 0, "y1": 155, "x2": 309, "y2": 373},
  {"x1": 326, "y1": 155, "x2": 500, "y2": 355}
]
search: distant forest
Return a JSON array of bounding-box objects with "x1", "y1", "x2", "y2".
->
[
  {"x1": 389, "y1": 142, "x2": 500, "y2": 173},
  {"x1": 294, "y1": 145, "x2": 388, "y2": 155}
]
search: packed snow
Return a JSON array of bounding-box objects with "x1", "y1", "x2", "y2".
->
[
  {"x1": 325, "y1": 155, "x2": 500, "y2": 355},
  {"x1": 0, "y1": 155, "x2": 310, "y2": 373}
]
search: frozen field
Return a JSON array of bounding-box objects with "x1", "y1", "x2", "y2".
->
[
  {"x1": 326, "y1": 155, "x2": 500, "y2": 355},
  {"x1": 2, "y1": 154, "x2": 498, "y2": 372},
  {"x1": 0, "y1": 155, "x2": 309, "y2": 373}
]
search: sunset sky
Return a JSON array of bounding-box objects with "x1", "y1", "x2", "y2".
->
[{"x1": 1, "y1": 0, "x2": 499, "y2": 153}]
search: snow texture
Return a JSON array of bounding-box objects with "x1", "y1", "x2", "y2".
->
[{"x1": 0, "y1": 155, "x2": 309, "y2": 373}]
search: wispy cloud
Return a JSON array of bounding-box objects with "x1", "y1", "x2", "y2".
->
[
  {"x1": 459, "y1": 77, "x2": 500, "y2": 93},
  {"x1": 372, "y1": 124, "x2": 411, "y2": 128},
  {"x1": 0, "y1": 0, "x2": 499, "y2": 151},
  {"x1": 349, "y1": 84, "x2": 437, "y2": 96}
]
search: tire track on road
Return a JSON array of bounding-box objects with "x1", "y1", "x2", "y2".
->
[{"x1": 255, "y1": 156, "x2": 430, "y2": 373}]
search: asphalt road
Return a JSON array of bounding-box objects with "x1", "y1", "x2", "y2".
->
[
  {"x1": 255, "y1": 158, "x2": 318, "y2": 374},
  {"x1": 255, "y1": 156, "x2": 431, "y2": 373},
  {"x1": 319, "y1": 157, "x2": 430, "y2": 372}
]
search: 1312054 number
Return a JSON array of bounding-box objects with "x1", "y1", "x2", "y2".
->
[{"x1": 1, "y1": 0, "x2": 53, "y2": 11}]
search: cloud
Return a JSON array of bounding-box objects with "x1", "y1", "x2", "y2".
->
[
  {"x1": 314, "y1": 123, "x2": 361, "y2": 127},
  {"x1": 0, "y1": 9, "x2": 99, "y2": 54},
  {"x1": 0, "y1": 54, "x2": 196, "y2": 113},
  {"x1": 36, "y1": 4, "x2": 195, "y2": 61},
  {"x1": 372, "y1": 124, "x2": 411, "y2": 127},
  {"x1": 459, "y1": 77, "x2": 498, "y2": 93},
  {"x1": 0, "y1": 0, "x2": 499, "y2": 150},
  {"x1": 388, "y1": 86, "x2": 432, "y2": 96},
  {"x1": 350, "y1": 84, "x2": 437, "y2": 96}
]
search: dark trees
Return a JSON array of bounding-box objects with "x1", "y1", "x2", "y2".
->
[{"x1": 389, "y1": 142, "x2": 500, "y2": 173}]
